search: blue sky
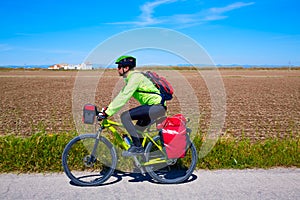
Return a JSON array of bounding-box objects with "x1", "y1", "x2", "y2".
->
[{"x1": 0, "y1": 0, "x2": 299, "y2": 66}]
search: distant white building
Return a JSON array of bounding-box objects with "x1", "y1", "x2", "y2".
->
[
  {"x1": 48, "y1": 64, "x2": 64, "y2": 70},
  {"x1": 48, "y1": 63, "x2": 93, "y2": 70}
]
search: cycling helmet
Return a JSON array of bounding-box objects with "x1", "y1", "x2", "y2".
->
[{"x1": 115, "y1": 55, "x2": 136, "y2": 69}]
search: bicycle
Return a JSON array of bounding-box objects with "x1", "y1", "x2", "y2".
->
[{"x1": 62, "y1": 108, "x2": 198, "y2": 186}]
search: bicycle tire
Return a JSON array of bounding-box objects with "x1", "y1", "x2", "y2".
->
[
  {"x1": 145, "y1": 135, "x2": 197, "y2": 184},
  {"x1": 62, "y1": 134, "x2": 117, "y2": 186}
]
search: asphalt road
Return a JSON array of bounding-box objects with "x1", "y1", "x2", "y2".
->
[{"x1": 0, "y1": 168, "x2": 299, "y2": 200}]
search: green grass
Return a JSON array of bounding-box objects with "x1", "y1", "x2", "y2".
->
[
  {"x1": 196, "y1": 137, "x2": 299, "y2": 169},
  {"x1": 0, "y1": 132, "x2": 75, "y2": 172},
  {"x1": 0, "y1": 132, "x2": 299, "y2": 172}
]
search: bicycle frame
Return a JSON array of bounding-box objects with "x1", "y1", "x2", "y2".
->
[
  {"x1": 100, "y1": 119, "x2": 129, "y2": 150},
  {"x1": 98, "y1": 118, "x2": 168, "y2": 166}
]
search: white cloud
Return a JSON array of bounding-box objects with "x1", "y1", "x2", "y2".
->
[
  {"x1": 138, "y1": 0, "x2": 178, "y2": 25},
  {"x1": 209, "y1": 2, "x2": 255, "y2": 14},
  {"x1": 171, "y1": 2, "x2": 255, "y2": 26},
  {"x1": 108, "y1": 0, "x2": 178, "y2": 26},
  {"x1": 108, "y1": 1, "x2": 255, "y2": 28}
]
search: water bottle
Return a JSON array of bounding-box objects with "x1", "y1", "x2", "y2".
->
[{"x1": 123, "y1": 135, "x2": 132, "y2": 146}]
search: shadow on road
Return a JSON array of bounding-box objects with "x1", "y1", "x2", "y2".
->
[{"x1": 69, "y1": 170, "x2": 197, "y2": 187}]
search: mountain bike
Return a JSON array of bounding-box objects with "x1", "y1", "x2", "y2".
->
[{"x1": 62, "y1": 111, "x2": 197, "y2": 186}]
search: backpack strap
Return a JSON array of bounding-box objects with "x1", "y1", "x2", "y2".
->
[
  {"x1": 136, "y1": 90, "x2": 166, "y2": 105},
  {"x1": 136, "y1": 72, "x2": 166, "y2": 105}
]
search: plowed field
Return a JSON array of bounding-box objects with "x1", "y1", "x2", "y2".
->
[{"x1": 1, "y1": 69, "x2": 299, "y2": 141}]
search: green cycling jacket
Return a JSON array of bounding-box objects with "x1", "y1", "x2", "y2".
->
[{"x1": 105, "y1": 70, "x2": 163, "y2": 116}]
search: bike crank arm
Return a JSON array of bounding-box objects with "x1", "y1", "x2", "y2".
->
[{"x1": 132, "y1": 156, "x2": 146, "y2": 175}]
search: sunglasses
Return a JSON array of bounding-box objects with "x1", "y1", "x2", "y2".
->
[{"x1": 117, "y1": 64, "x2": 122, "y2": 69}]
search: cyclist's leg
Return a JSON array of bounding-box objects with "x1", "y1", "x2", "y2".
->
[
  {"x1": 121, "y1": 105, "x2": 166, "y2": 147},
  {"x1": 136, "y1": 105, "x2": 166, "y2": 142},
  {"x1": 135, "y1": 119, "x2": 151, "y2": 144}
]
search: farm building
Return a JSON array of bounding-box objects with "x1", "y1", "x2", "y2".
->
[{"x1": 48, "y1": 63, "x2": 92, "y2": 70}]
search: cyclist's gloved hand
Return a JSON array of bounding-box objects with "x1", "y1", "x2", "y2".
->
[{"x1": 97, "y1": 107, "x2": 108, "y2": 120}]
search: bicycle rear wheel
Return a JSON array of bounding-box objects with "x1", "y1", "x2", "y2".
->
[
  {"x1": 145, "y1": 135, "x2": 197, "y2": 184},
  {"x1": 62, "y1": 134, "x2": 117, "y2": 186}
]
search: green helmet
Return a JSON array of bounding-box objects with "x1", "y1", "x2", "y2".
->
[{"x1": 115, "y1": 55, "x2": 136, "y2": 69}]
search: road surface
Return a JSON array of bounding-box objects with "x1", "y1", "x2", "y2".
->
[{"x1": 0, "y1": 168, "x2": 299, "y2": 200}]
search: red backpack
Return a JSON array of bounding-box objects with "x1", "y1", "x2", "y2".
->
[
  {"x1": 157, "y1": 114, "x2": 188, "y2": 159},
  {"x1": 140, "y1": 71, "x2": 174, "y2": 105}
]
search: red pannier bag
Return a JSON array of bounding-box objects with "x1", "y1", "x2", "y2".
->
[{"x1": 157, "y1": 114, "x2": 187, "y2": 159}]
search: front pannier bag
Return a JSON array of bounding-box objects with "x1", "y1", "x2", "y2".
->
[
  {"x1": 83, "y1": 104, "x2": 97, "y2": 124},
  {"x1": 157, "y1": 114, "x2": 188, "y2": 159}
]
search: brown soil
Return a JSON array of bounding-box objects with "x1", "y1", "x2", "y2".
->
[{"x1": 0, "y1": 69, "x2": 299, "y2": 141}]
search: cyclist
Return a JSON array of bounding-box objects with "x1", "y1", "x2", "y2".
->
[{"x1": 98, "y1": 55, "x2": 166, "y2": 156}]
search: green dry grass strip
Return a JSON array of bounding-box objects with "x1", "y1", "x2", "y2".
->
[
  {"x1": 0, "y1": 133, "x2": 75, "y2": 172},
  {"x1": 0, "y1": 133, "x2": 299, "y2": 173},
  {"x1": 196, "y1": 138, "x2": 299, "y2": 169}
]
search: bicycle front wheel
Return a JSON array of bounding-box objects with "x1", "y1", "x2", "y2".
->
[
  {"x1": 145, "y1": 135, "x2": 197, "y2": 184},
  {"x1": 62, "y1": 134, "x2": 117, "y2": 186}
]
